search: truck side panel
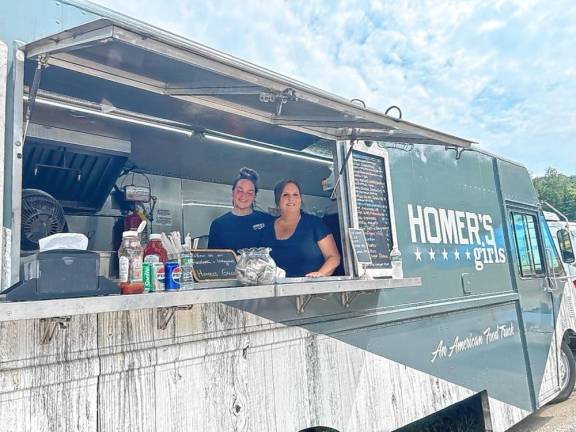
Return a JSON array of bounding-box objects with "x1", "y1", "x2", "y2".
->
[
  {"x1": 0, "y1": 305, "x2": 532, "y2": 432},
  {"x1": 496, "y1": 159, "x2": 539, "y2": 205},
  {"x1": 229, "y1": 145, "x2": 536, "y2": 414}
]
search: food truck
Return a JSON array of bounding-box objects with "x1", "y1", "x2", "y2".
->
[{"x1": 1, "y1": 1, "x2": 576, "y2": 431}]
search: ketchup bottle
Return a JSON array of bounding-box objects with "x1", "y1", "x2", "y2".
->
[{"x1": 144, "y1": 234, "x2": 168, "y2": 263}]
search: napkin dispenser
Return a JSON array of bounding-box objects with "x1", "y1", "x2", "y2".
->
[{"x1": 2, "y1": 250, "x2": 120, "y2": 301}]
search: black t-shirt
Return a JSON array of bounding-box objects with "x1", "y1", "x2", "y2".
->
[
  {"x1": 208, "y1": 211, "x2": 273, "y2": 252},
  {"x1": 261, "y1": 213, "x2": 331, "y2": 277}
]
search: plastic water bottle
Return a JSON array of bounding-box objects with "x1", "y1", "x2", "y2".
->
[
  {"x1": 390, "y1": 247, "x2": 403, "y2": 279},
  {"x1": 179, "y1": 251, "x2": 195, "y2": 290}
]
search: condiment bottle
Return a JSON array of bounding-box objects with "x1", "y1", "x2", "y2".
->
[
  {"x1": 118, "y1": 231, "x2": 144, "y2": 294},
  {"x1": 143, "y1": 234, "x2": 168, "y2": 293},
  {"x1": 144, "y1": 234, "x2": 168, "y2": 263}
]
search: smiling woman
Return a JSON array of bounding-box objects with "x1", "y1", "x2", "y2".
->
[
  {"x1": 207, "y1": 167, "x2": 274, "y2": 252},
  {"x1": 260, "y1": 179, "x2": 340, "y2": 277}
]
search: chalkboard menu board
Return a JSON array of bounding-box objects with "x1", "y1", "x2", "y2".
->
[
  {"x1": 191, "y1": 249, "x2": 237, "y2": 282},
  {"x1": 351, "y1": 151, "x2": 393, "y2": 271},
  {"x1": 348, "y1": 228, "x2": 372, "y2": 264}
]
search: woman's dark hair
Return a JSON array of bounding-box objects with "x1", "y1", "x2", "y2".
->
[
  {"x1": 274, "y1": 179, "x2": 302, "y2": 206},
  {"x1": 232, "y1": 167, "x2": 259, "y2": 194}
]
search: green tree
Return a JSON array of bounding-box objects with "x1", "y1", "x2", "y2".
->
[{"x1": 533, "y1": 168, "x2": 576, "y2": 220}]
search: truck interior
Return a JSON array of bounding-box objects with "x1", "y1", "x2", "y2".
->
[{"x1": 12, "y1": 18, "x2": 474, "y2": 283}]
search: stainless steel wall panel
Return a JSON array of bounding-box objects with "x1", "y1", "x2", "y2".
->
[
  {"x1": 181, "y1": 178, "x2": 332, "y2": 238},
  {"x1": 65, "y1": 173, "x2": 181, "y2": 251},
  {"x1": 147, "y1": 174, "x2": 182, "y2": 235}
]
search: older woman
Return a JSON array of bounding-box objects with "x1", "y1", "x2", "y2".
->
[
  {"x1": 261, "y1": 179, "x2": 340, "y2": 277},
  {"x1": 208, "y1": 167, "x2": 272, "y2": 252}
]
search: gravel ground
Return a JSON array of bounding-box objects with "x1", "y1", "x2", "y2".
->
[{"x1": 507, "y1": 392, "x2": 576, "y2": 432}]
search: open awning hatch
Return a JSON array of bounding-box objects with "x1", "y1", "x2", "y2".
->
[{"x1": 23, "y1": 18, "x2": 474, "y2": 150}]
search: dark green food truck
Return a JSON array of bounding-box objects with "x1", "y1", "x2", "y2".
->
[{"x1": 0, "y1": 1, "x2": 575, "y2": 431}]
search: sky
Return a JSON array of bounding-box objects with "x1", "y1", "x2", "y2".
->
[{"x1": 92, "y1": 0, "x2": 576, "y2": 176}]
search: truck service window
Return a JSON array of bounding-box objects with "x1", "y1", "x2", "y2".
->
[{"x1": 512, "y1": 213, "x2": 545, "y2": 277}]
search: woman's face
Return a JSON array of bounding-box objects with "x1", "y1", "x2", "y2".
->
[
  {"x1": 233, "y1": 179, "x2": 256, "y2": 211},
  {"x1": 278, "y1": 182, "x2": 301, "y2": 215}
]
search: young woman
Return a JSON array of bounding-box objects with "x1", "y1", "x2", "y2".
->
[
  {"x1": 208, "y1": 167, "x2": 272, "y2": 252},
  {"x1": 261, "y1": 179, "x2": 340, "y2": 277}
]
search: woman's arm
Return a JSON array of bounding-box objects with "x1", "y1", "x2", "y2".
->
[{"x1": 306, "y1": 234, "x2": 341, "y2": 277}]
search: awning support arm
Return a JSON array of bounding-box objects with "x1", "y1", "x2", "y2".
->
[
  {"x1": 330, "y1": 131, "x2": 359, "y2": 200},
  {"x1": 23, "y1": 55, "x2": 49, "y2": 140}
]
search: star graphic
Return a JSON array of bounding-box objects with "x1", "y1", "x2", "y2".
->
[
  {"x1": 428, "y1": 248, "x2": 436, "y2": 260},
  {"x1": 465, "y1": 250, "x2": 471, "y2": 260},
  {"x1": 414, "y1": 247, "x2": 422, "y2": 261},
  {"x1": 454, "y1": 250, "x2": 460, "y2": 260},
  {"x1": 442, "y1": 249, "x2": 448, "y2": 260}
]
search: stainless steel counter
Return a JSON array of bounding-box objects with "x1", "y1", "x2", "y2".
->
[{"x1": 0, "y1": 277, "x2": 421, "y2": 322}]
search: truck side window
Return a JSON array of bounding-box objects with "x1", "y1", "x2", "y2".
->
[
  {"x1": 512, "y1": 212, "x2": 545, "y2": 277},
  {"x1": 540, "y1": 215, "x2": 568, "y2": 274}
]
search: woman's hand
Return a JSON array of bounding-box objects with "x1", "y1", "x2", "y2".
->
[{"x1": 305, "y1": 271, "x2": 325, "y2": 278}]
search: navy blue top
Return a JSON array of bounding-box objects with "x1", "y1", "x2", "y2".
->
[
  {"x1": 261, "y1": 213, "x2": 332, "y2": 277},
  {"x1": 208, "y1": 210, "x2": 273, "y2": 252}
]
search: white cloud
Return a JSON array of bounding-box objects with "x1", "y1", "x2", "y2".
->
[
  {"x1": 478, "y1": 20, "x2": 506, "y2": 33},
  {"x1": 90, "y1": 0, "x2": 576, "y2": 175}
]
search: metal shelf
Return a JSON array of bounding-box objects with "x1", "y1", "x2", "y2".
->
[{"x1": 0, "y1": 277, "x2": 422, "y2": 322}]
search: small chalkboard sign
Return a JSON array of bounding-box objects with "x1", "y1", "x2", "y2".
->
[
  {"x1": 348, "y1": 228, "x2": 373, "y2": 264},
  {"x1": 190, "y1": 249, "x2": 238, "y2": 282}
]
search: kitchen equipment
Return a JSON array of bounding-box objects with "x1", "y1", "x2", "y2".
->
[
  {"x1": 2, "y1": 250, "x2": 120, "y2": 301},
  {"x1": 21, "y1": 189, "x2": 67, "y2": 251},
  {"x1": 23, "y1": 125, "x2": 130, "y2": 212}
]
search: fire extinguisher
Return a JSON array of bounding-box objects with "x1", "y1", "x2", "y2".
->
[{"x1": 124, "y1": 205, "x2": 145, "y2": 231}]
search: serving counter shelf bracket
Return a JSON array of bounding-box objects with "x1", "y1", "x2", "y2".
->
[
  {"x1": 275, "y1": 277, "x2": 422, "y2": 313},
  {"x1": 341, "y1": 291, "x2": 363, "y2": 309},
  {"x1": 157, "y1": 305, "x2": 194, "y2": 330},
  {"x1": 40, "y1": 316, "x2": 71, "y2": 344}
]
